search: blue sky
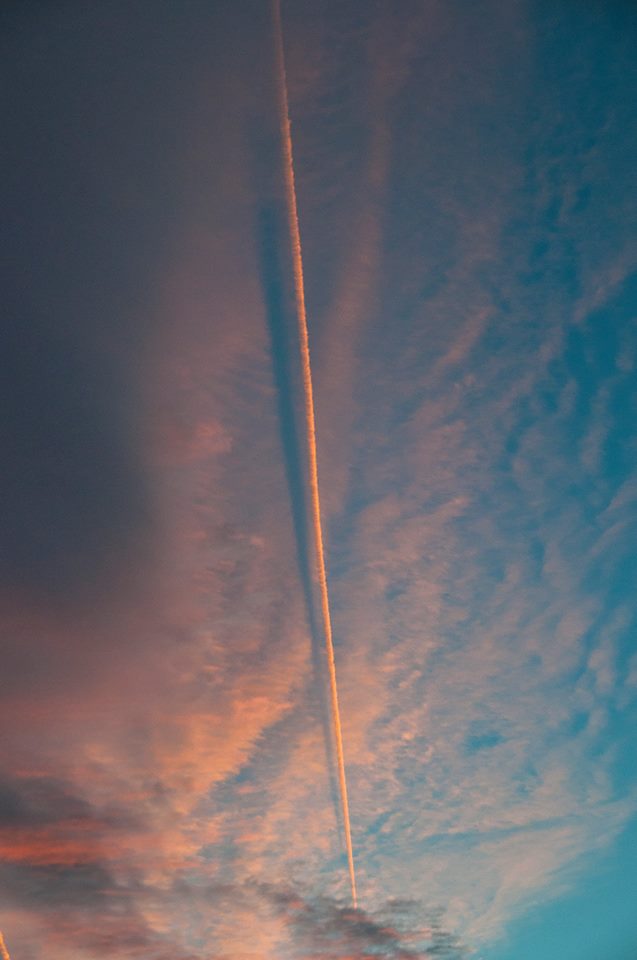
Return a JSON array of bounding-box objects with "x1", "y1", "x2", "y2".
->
[{"x1": 488, "y1": 814, "x2": 637, "y2": 960}]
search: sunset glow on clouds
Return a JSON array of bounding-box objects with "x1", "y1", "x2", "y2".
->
[{"x1": 1, "y1": 1, "x2": 637, "y2": 958}]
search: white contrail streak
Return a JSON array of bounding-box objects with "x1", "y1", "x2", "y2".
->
[
  {"x1": 272, "y1": 0, "x2": 358, "y2": 910},
  {"x1": 0, "y1": 931, "x2": 11, "y2": 960}
]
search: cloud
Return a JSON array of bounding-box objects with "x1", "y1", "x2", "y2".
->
[
  {"x1": 2, "y1": 1, "x2": 636, "y2": 958},
  {"x1": 261, "y1": 887, "x2": 467, "y2": 959},
  {"x1": 0, "y1": 316, "x2": 154, "y2": 610}
]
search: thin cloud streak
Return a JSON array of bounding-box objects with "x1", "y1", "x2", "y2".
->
[
  {"x1": 272, "y1": 0, "x2": 358, "y2": 909},
  {"x1": 0, "y1": 931, "x2": 10, "y2": 960}
]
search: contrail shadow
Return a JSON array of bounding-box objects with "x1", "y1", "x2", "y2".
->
[{"x1": 255, "y1": 202, "x2": 343, "y2": 846}]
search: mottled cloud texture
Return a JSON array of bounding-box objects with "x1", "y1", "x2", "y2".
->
[{"x1": 1, "y1": 0, "x2": 636, "y2": 957}]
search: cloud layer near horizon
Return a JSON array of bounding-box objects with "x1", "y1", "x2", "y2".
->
[{"x1": 1, "y1": 1, "x2": 636, "y2": 957}]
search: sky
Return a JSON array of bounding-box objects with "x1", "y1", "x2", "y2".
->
[{"x1": 1, "y1": 1, "x2": 637, "y2": 958}]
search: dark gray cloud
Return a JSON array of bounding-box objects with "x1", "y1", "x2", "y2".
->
[
  {"x1": 252, "y1": 883, "x2": 468, "y2": 959},
  {"x1": 0, "y1": 774, "x2": 140, "y2": 833},
  {"x1": 0, "y1": 774, "x2": 179, "y2": 956},
  {"x1": 1, "y1": 849, "x2": 468, "y2": 960},
  {"x1": 0, "y1": 0, "x2": 253, "y2": 608},
  {"x1": 0, "y1": 860, "x2": 116, "y2": 911},
  {"x1": 0, "y1": 773, "x2": 145, "y2": 927},
  {"x1": 0, "y1": 856, "x2": 198, "y2": 959},
  {"x1": 0, "y1": 4, "x2": 169, "y2": 605},
  {"x1": 0, "y1": 775, "x2": 94, "y2": 827},
  {"x1": 0, "y1": 320, "x2": 152, "y2": 605}
]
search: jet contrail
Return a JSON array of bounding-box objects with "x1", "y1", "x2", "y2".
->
[
  {"x1": 0, "y1": 931, "x2": 11, "y2": 960},
  {"x1": 272, "y1": 0, "x2": 358, "y2": 910}
]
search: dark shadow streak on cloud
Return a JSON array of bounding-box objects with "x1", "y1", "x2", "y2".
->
[{"x1": 255, "y1": 200, "x2": 343, "y2": 846}]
